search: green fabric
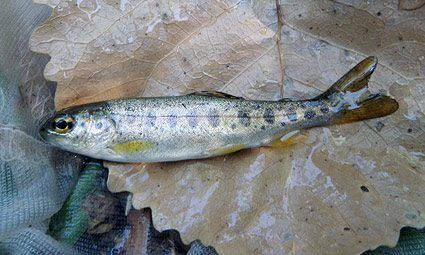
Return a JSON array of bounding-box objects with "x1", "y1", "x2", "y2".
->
[{"x1": 49, "y1": 161, "x2": 104, "y2": 245}]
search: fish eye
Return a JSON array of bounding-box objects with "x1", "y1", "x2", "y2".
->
[{"x1": 53, "y1": 115, "x2": 75, "y2": 133}]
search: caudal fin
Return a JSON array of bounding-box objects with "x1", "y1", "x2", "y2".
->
[
  {"x1": 331, "y1": 93, "x2": 399, "y2": 124},
  {"x1": 317, "y1": 56, "x2": 399, "y2": 124}
]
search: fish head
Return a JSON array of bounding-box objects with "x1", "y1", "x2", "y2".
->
[{"x1": 39, "y1": 109, "x2": 117, "y2": 156}]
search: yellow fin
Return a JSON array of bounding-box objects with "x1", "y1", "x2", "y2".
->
[
  {"x1": 268, "y1": 130, "x2": 307, "y2": 148},
  {"x1": 331, "y1": 94, "x2": 398, "y2": 125},
  {"x1": 207, "y1": 144, "x2": 245, "y2": 156},
  {"x1": 111, "y1": 141, "x2": 154, "y2": 154},
  {"x1": 315, "y1": 56, "x2": 377, "y2": 100}
]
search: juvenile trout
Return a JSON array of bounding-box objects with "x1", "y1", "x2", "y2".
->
[{"x1": 40, "y1": 57, "x2": 398, "y2": 163}]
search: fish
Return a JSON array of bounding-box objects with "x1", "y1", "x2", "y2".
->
[{"x1": 39, "y1": 56, "x2": 398, "y2": 163}]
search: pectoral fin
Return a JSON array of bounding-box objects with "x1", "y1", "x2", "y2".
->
[{"x1": 110, "y1": 141, "x2": 155, "y2": 154}]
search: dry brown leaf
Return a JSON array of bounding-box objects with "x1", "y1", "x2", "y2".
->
[{"x1": 30, "y1": 0, "x2": 425, "y2": 254}]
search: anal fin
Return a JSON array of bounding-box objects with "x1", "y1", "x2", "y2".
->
[
  {"x1": 205, "y1": 144, "x2": 246, "y2": 157},
  {"x1": 268, "y1": 130, "x2": 307, "y2": 148}
]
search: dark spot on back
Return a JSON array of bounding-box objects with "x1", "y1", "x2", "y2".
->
[
  {"x1": 280, "y1": 121, "x2": 286, "y2": 127},
  {"x1": 260, "y1": 125, "x2": 265, "y2": 130},
  {"x1": 187, "y1": 111, "x2": 198, "y2": 128},
  {"x1": 146, "y1": 112, "x2": 156, "y2": 126},
  {"x1": 304, "y1": 110, "x2": 316, "y2": 119},
  {"x1": 320, "y1": 106, "x2": 329, "y2": 114},
  {"x1": 208, "y1": 109, "x2": 220, "y2": 127},
  {"x1": 360, "y1": 185, "x2": 369, "y2": 192},
  {"x1": 238, "y1": 111, "x2": 251, "y2": 127},
  {"x1": 263, "y1": 108, "x2": 275, "y2": 124}
]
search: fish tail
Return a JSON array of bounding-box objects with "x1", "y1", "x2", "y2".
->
[
  {"x1": 317, "y1": 56, "x2": 399, "y2": 124},
  {"x1": 331, "y1": 93, "x2": 399, "y2": 125}
]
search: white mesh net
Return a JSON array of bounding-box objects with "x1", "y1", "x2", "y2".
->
[{"x1": 0, "y1": 0, "x2": 80, "y2": 253}]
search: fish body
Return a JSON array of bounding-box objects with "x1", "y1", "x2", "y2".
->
[{"x1": 40, "y1": 57, "x2": 398, "y2": 163}]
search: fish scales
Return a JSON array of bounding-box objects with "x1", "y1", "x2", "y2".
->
[
  {"x1": 98, "y1": 96, "x2": 330, "y2": 162},
  {"x1": 39, "y1": 57, "x2": 399, "y2": 163}
]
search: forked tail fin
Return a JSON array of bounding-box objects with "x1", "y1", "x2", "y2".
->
[{"x1": 316, "y1": 56, "x2": 398, "y2": 124}]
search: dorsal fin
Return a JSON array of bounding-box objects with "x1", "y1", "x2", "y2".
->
[
  {"x1": 315, "y1": 56, "x2": 378, "y2": 100},
  {"x1": 187, "y1": 91, "x2": 243, "y2": 99}
]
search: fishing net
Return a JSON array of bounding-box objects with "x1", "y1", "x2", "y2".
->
[
  {"x1": 0, "y1": 228, "x2": 75, "y2": 255},
  {"x1": 364, "y1": 228, "x2": 425, "y2": 255},
  {"x1": 0, "y1": 0, "x2": 80, "y2": 252}
]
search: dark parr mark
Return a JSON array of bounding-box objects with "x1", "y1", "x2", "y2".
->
[
  {"x1": 168, "y1": 113, "x2": 177, "y2": 127},
  {"x1": 238, "y1": 111, "x2": 251, "y2": 127},
  {"x1": 304, "y1": 110, "x2": 316, "y2": 119},
  {"x1": 263, "y1": 108, "x2": 275, "y2": 124},
  {"x1": 187, "y1": 111, "x2": 198, "y2": 128},
  {"x1": 146, "y1": 112, "x2": 156, "y2": 126},
  {"x1": 208, "y1": 109, "x2": 220, "y2": 127}
]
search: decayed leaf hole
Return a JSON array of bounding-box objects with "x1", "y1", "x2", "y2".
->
[{"x1": 30, "y1": 0, "x2": 425, "y2": 254}]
